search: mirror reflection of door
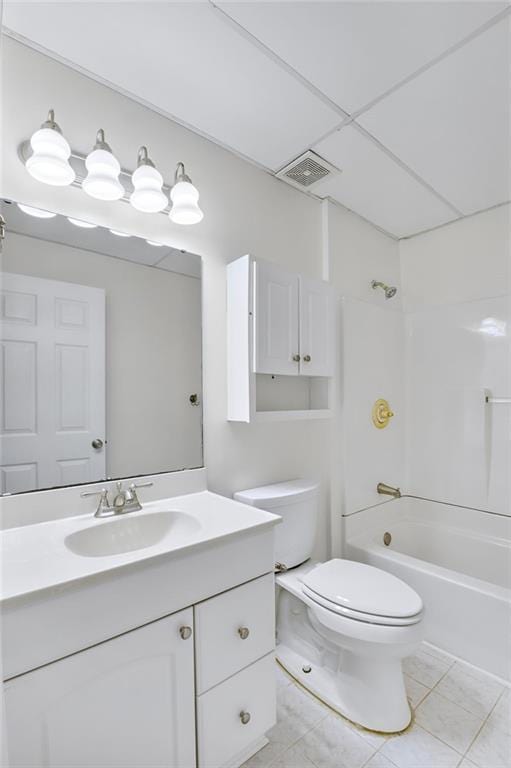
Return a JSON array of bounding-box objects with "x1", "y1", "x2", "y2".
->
[{"x1": 1, "y1": 273, "x2": 106, "y2": 494}]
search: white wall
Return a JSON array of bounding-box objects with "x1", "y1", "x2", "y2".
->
[
  {"x1": 3, "y1": 232, "x2": 203, "y2": 479},
  {"x1": 1, "y1": 37, "x2": 334, "y2": 557},
  {"x1": 325, "y1": 202, "x2": 404, "y2": 544},
  {"x1": 400, "y1": 205, "x2": 511, "y2": 516}
]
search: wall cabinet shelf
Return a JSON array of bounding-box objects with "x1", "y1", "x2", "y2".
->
[{"x1": 227, "y1": 255, "x2": 335, "y2": 422}]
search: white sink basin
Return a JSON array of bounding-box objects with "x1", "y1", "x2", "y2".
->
[{"x1": 64, "y1": 510, "x2": 201, "y2": 557}]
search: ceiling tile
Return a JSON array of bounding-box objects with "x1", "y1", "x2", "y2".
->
[
  {"x1": 219, "y1": 1, "x2": 506, "y2": 113},
  {"x1": 3, "y1": 2, "x2": 340, "y2": 170},
  {"x1": 359, "y1": 18, "x2": 510, "y2": 214},
  {"x1": 313, "y1": 126, "x2": 457, "y2": 238}
]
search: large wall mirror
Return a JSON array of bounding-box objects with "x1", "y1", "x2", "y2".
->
[{"x1": 0, "y1": 200, "x2": 203, "y2": 495}]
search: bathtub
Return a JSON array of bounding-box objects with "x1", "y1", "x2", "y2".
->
[{"x1": 345, "y1": 497, "x2": 511, "y2": 681}]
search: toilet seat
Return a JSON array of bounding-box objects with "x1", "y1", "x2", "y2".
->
[{"x1": 302, "y1": 559, "x2": 423, "y2": 627}]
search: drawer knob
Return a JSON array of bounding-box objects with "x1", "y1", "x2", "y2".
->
[
  {"x1": 238, "y1": 626, "x2": 250, "y2": 640},
  {"x1": 239, "y1": 711, "x2": 251, "y2": 725},
  {"x1": 179, "y1": 625, "x2": 192, "y2": 640}
]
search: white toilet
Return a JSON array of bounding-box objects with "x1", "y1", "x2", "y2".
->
[{"x1": 234, "y1": 479, "x2": 424, "y2": 734}]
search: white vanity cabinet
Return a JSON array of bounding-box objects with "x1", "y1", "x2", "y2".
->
[
  {"x1": 3, "y1": 575, "x2": 276, "y2": 768},
  {"x1": 4, "y1": 608, "x2": 197, "y2": 768},
  {"x1": 227, "y1": 255, "x2": 335, "y2": 422}
]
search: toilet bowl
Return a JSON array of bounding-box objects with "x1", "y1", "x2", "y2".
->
[{"x1": 234, "y1": 480, "x2": 424, "y2": 734}]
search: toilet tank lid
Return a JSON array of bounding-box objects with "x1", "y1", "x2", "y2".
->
[{"x1": 234, "y1": 479, "x2": 319, "y2": 509}]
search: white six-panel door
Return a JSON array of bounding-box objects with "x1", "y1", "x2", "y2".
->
[
  {"x1": 253, "y1": 260, "x2": 299, "y2": 375},
  {"x1": 0, "y1": 273, "x2": 105, "y2": 493},
  {"x1": 298, "y1": 276, "x2": 335, "y2": 377}
]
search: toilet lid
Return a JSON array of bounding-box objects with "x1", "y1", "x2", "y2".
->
[{"x1": 302, "y1": 559, "x2": 423, "y2": 619}]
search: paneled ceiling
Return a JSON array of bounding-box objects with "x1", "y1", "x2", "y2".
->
[{"x1": 3, "y1": 1, "x2": 510, "y2": 238}]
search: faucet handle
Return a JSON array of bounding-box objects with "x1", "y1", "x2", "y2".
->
[
  {"x1": 130, "y1": 481, "x2": 154, "y2": 490},
  {"x1": 81, "y1": 487, "x2": 108, "y2": 500},
  {"x1": 80, "y1": 488, "x2": 113, "y2": 517}
]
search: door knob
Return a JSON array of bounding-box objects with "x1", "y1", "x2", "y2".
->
[
  {"x1": 91, "y1": 438, "x2": 104, "y2": 450},
  {"x1": 179, "y1": 626, "x2": 192, "y2": 640}
]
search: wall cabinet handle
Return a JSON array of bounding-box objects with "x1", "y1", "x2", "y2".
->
[
  {"x1": 292, "y1": 354, "x2": 301, "y2": 362},
  {"x1": 179, "y1": 626, "x2": 192, "y2": 640},
  {"x1": 238, "y1": 627, "x2": 250, "y2": 640},
  {"x1": 303, "y1": 355, "x2": 311, "y2": 363},
  {"x1": 239, "y1": 711, "x2": 251, "y2": 725}
]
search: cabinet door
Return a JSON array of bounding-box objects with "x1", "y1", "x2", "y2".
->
[
  {"x1": 4, "y1": 609, "x2": 196, "y2": 768},
  {"x1": 254, "y1": 261, "x2": 299, "y2": 375},
  {"x1": 299, "y1": 276, "x2": 335, "y2": 377}
]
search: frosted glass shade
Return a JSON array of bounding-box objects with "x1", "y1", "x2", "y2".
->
[
  {"x1": 17, "y1": 204, "x2": 56, "y2": 218},
  {"x1": 26, "y1": 128, "x2": 75, "y2": 186},
  {"x1": 169, "y1": 181, "x2": 203, "y2": 225},
  {"x1": 130, "y1": 165, "x2": 167, "y2": 213},
  {"x1": 83, "y1": 148, "x2": 124, "y2": 201},
  {"x1": 67, "y1": 217, "x2": 97, "y2": 228}
]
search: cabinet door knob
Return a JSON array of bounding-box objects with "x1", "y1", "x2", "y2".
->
[
  {"x1": 238, "y1": 627, "x2": 250, "y2": 640},
  {"x1": 179, "y1": 625, "x2": 192, "y2": 640},
  {"x1": 303, "y1": 355, "x2": 311, "y2": 363},
  {"x1": 239, "y1": 711, "x2": 251, "y2": 725},
  {"x1": 292, "y1": 354, "x2": 301, "y2": 362}
]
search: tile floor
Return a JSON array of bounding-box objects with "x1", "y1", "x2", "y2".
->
[{"x1": 243, "y1": 644, "x2": 511, "y2": 768}]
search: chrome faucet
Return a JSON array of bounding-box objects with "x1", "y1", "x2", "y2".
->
[
  {"x1": 376, "y1": 482, "x2": 401, "y2": 499},
  {"x1": 81, "y1": 480, "x2": 153, "y2": 518}
]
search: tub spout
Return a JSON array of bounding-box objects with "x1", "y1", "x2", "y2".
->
[{"x1": 377, "y1": 482, "x2": 401, "y2": 498}]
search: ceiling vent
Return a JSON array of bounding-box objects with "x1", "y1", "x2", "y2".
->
[{"x1": 275, "y1": 150, "x2": 340, "y2": 191}]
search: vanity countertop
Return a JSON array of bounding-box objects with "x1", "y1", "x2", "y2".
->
[{"x1": 1, "y1": 490, "x2": 280, "y2": 603}]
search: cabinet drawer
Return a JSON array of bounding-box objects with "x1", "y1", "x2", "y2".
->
[
  {"x1": 197, "y1": 653, "x2": 276, "y2": 768},
  {"x1": 195, "y1": 573, "x2": 275, "y2": 693}
]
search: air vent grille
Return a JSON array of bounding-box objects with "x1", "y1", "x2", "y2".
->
[
  {"x1": 284, "y1": 156, "x2": 330, "y2": 187},
  {"x1": 276, "y1": 150, "x2": 340, "y2": 191}
]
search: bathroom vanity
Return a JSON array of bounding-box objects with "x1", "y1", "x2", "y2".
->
[{"x1": 1, "y1": 469, "x2": 279, "y2": 768}]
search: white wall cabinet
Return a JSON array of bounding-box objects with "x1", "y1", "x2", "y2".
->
[
  {"x1": 254, "y1": 260, "x2": 300, "y2": 376},
  {"x1": 228, "y1": 255, "x2": 335, "y2": 421},
  {"x1": 4, "y1": 575, "x2": 275, "y2": 768}
]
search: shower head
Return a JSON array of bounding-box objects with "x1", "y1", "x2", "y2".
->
[{"x1": 371, "y1": 280, "x2": 398, "y2": 300}]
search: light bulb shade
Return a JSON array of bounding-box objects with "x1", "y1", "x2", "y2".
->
[
  {"x1": 67, "y1": 217, "x2": 97, "y2": 228},
  {"x1": 17, "y1": 203, "x2": 57, "y2": 218},
  {"x1": 169, "y1": 180, "x2": 203, "y2": 225},
  {"x1": 130, "y1": 165, "x2": 167, "y2": 213},
  {"x1": 83, "y1": 148, "x2": 124, "y2": 201},
  {"x1": 26, "y1": 127, "x2": 75, "y2": 186}
]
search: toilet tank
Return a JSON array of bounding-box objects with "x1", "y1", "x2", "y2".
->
[{"x1": 234, "y1": 479, "x2": 319, "y2": 570}]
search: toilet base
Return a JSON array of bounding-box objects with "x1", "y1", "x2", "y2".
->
[{"x1": 276, "y1": 642, "x2": 412, "y2": 734}]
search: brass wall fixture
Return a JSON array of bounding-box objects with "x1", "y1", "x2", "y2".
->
[
  {"x1": 372, "y1": 398, "x2": 394, "y2": 429},
  {"x1": 377, "y1": 483, "x2": 401, "y2": 499}
]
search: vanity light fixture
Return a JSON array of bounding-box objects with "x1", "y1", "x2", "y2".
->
[
  {"x1": 17, "y1": 203, "x2": 57, "y2": 219},
  {"x1": 83, "y1": 129, "x2": 124, "y2": 201},
  {"x1": 67, "y1": 217, "x2": 97, "y2": 229},
  {"x1": 169, "y1": 162, "x2": 203, "y2": 225},
  {"x1": 130, "y1": 147, "x2": 168, "y2": 213},
  {"x1": 20, "y1": 112, "x2": 204, "y2": 225},
  {"x1": 109, "y1": 229, "x2": 131, "y2": 237},
  {"x1": 25, "y1": 110, "x2": 75, "y2": 186}
]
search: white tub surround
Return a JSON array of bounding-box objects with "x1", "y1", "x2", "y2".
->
[
  {"x1": 1, "y1": 469, "x2": 281, "y2": 768},
  {"x1": 345, "y1": 497, "x2": 511, "y2": 681}
]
